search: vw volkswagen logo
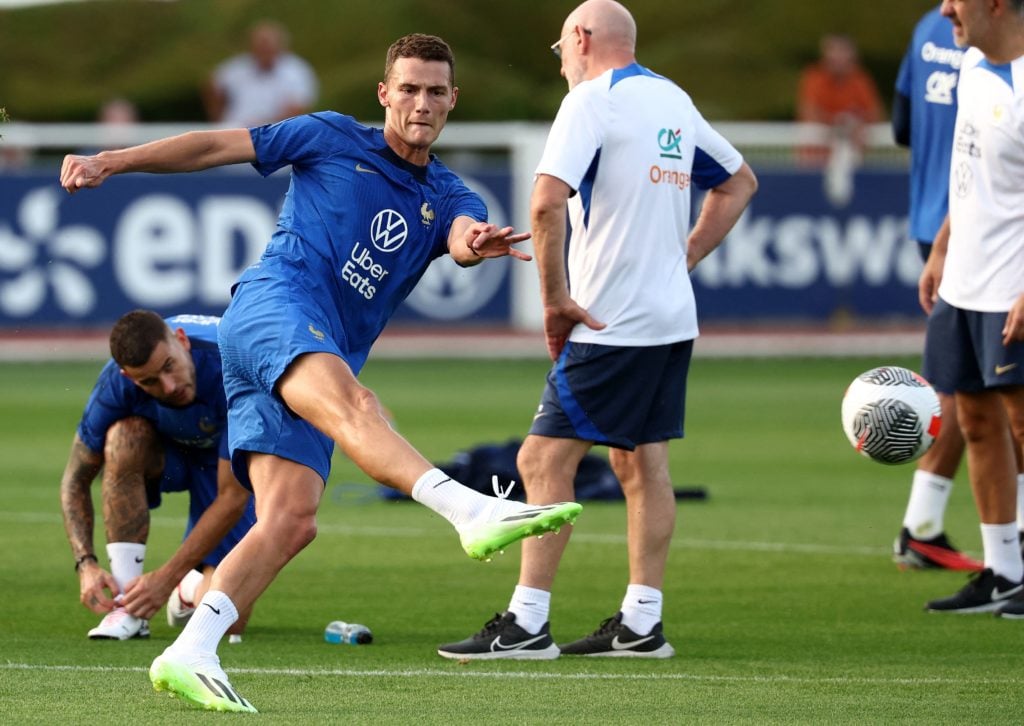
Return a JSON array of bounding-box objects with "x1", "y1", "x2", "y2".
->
[{"x1": 370, "y1": 209, "x2": 408, "y2": 253}]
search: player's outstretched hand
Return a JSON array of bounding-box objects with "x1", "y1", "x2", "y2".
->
[
  {"x1": 60, "y1": 154, "x2": 109, "y2": 194},
  {"x1": 466, "y1": 223, "x2": 533, "y2": 261},
  {"x1": 542, "y1": 300, "x2": 606, "y2": 361},
  {"x1": 78, "y1": 562, "x2": 120, "y2": 614}
]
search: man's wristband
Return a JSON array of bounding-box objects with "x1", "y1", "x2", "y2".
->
[{"x1": 74, "y1": 554, "x2": 98, "y2": 572}]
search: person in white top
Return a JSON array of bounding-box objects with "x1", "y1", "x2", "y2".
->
[
  {"x1": 919, "y1": 0, "x2": 1024, "y2": 617},
  {"x1": 438, "y1": 0, "x2": 757, "y2": 660},
  {"x1": 203, "y1": 20, "x2": 319, "y2": 128}
]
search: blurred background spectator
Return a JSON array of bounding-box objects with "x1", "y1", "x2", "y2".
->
[
  {"x1": 202, "y1": 19, "x2": 319, "y2": 128},
  {"x1": 796, "y1": 33, "x2": 885, "y2": 204}
]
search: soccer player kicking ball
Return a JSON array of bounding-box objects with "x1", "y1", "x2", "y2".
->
[{"x1": 60, "y1": 34, "x2": 580, "y2": 713}]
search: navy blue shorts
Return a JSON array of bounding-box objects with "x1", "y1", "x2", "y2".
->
[
  {"x1": 923, "y1": 298, "x2": 1024, "y2": 394},
  {"x1": 218, "y1": 272, "x2": 342, "y2": 490},
  {"x1": 528, "y1": 340, "x2": 693, "y2": 450},
  {"x1": 147, "y1": 445, "x2": 256, "y2": 568}
]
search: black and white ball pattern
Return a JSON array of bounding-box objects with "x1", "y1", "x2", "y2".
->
[{"x1": 841, "y1": 366, "x2": 941, "y2": 465}]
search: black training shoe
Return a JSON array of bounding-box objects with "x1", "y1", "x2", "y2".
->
[
  {"x1": 996, "y1": 590, "x2": 1024, "y2": 620},
  {"x1": 559, "y1": 612, "x2": 675, "y2": 658},
  {"x1": 437, "y1": 612, "x2": 559, "y2": 660},
  {"x1": 893, "y1": 527, "x2": 983, "y2": 572},
  {"x1": 925, "y1": 568, "x2": 1023, "y2": 614}
]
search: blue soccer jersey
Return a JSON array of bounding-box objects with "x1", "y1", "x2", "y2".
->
[
  {"x1": 240, "y1": 112, "x2": 487, "y2": 373},
  {"x1": 78, "y1": 315, "x2": 229, "y2": 458},
  {"x1": 77, "y1": 314, "x2": 255, "y2": 566},
  {"x1": 895, "y1": 6, "x2": 964, "y2": 245}
]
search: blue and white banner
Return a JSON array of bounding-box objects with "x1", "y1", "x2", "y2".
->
[{"x1": 0, "y1": 165, "x2": 917, "y2": 330}]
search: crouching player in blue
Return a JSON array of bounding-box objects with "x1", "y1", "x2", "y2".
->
[
  {"x1": 60, "y1": 34, "x2": 581, "y2": 712},
  {"x1": 60, "y1": 311, "x2": 256, "y2": 642}
]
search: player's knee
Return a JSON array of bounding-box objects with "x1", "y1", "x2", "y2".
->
[
  {"x1": 104, "y1": 417, "x2": 157, "y2": 466},
  {"x1": 281, "y1": 514, "x2": 318, "y2": 555}
]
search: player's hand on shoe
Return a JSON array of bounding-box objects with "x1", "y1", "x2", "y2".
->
[
  {"x1": 464, "y1": 222, "x2": 533, "y2": 261},
  {"x1": 121, "y1": 570, "x2": 175, "y2": 620},
  {"x1": 78, "y1": 562, "x2": 120, "y2": 614}
]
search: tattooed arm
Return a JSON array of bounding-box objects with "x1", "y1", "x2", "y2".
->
[{"x1": 59, "y1": 433, "x2": 120, "y2": 613}]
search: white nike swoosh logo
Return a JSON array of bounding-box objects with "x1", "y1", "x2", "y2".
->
[
  {"x1": 492, "y1": 634, "x2": 547, "y2": 651},
  {"x1": 611, "y1": 634, "x2": 656, "y2": 650},
  {"x1": 992, "y1": 584, "x2": 1023, "y2": 600},
  {"x1": 355, "y1": 163, "x2": 379, "y2": 174}
]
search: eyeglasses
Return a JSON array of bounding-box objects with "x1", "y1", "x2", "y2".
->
[{"x1": 550, "y1": 27, "x2": 592, "y2": 58}]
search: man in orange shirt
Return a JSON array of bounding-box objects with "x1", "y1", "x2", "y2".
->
[{"x1": 797, "y1": 34, "x2": 884, "y2": 167}]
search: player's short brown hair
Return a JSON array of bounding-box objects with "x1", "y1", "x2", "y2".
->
[
  {"x1": 109, "y1": 309, "x2": 171, "y2": 368},
  {"x1": 384, "y1": 33, "x2": 455, "y2": 86}
]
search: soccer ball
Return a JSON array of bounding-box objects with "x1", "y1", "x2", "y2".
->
[{"x1": 841, "y1": 366, "x2": 941, "y2": 465}]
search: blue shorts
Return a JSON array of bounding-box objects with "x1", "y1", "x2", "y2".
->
[
  {"x1": 528, "y1": 340, "x2": 693, "y2": 450},
  {"x1": 923, "y1": 298, "x2": 1024, "y2": 394},
  {"x1": 147, "y1": 445, "x2": 256, "y2": 568},
  {"x1": 218, "y1": 269, "x2": 343, "y2": 490}
]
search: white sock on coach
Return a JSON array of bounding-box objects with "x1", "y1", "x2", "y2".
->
[
  {"x1": 981, "y1": 522, "x2": 1024, "y2": 583},
  {"x1": 106, "y1": 542, "x2": 145, "y2": 594},
  {"x1": 620, "y1": 584, "x2": 663, "y2": 636},
  {"x1": 902, "y1": 470, "x2": 953, "y2": 539},
  {"x1": 507, "y1": 585, "x2": 551, "y2": 635},
  {"x1": 171, "y1": 590, "x2": 238, "y2": 657}
]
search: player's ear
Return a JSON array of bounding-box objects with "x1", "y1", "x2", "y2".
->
[
  {"x1": 377, "y1": 81, "x2": 389, "y2": 108},
  {"x1": 174, "y1": 327, "x2": 191, "y2": 351},
  {"x1": 449, "y1": 86, "x2": 458, "y2": 110}
]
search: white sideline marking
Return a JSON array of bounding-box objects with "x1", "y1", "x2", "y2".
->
[
  {"x1": 2, "y1": 662, "x2": 1021, "y2": 686},
  {"x1": 0, "y1": 510, "x2": 893, "y2": 557}
]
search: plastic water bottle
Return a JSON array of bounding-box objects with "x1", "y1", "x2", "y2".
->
[{"x1": 324, "y1": 620, "x2": 373, "y2": 645}]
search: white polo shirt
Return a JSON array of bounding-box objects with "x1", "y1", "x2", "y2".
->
[
  {"x1": 940, "y1": 47, "x2": 1024, "y2": 312},
  {"x1": 214, "y1": 52, "x2": 319, "y2": 128},
  {"x1": 536, "y1": 63, "x2": 743, "y2": 346}
]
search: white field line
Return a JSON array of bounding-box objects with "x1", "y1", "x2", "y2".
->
[
  {"x1": 0, "y1": 509, "x2": 892, "y2": 558},
  {"x1": 1, "y1": 662, "x2": 1021, "y2": 686}
]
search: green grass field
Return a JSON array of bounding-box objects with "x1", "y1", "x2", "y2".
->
[{"x1": 1, "y1": 355, "x2": 1021, "y2": 724}]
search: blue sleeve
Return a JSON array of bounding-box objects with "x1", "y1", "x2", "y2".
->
[
  {"x1": 439, "y1": 176, "x2": 488, "y2": 257},
  {"x1": 249, "y1": 112, "x2": 345, "y2": 177},
  {"x1": 77, "y1": 362, "x2": 133, "y2": 453},
  {"x1": 692, "y1": 147, "x2": 733, "y2": 191}
]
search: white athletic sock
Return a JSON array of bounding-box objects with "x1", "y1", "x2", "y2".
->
[
  {"x1": 1017, "y1": 474, "x2": 1024, "y2": 533},
  {"x1": 620, "y1": 584, "x2": 663, "y2": 636},
  {"x1": 507, "y1": 586, "x2": 551, "y2": 635},
  {"x1": 902, "y1": 470, "x2": 953, "y2": 539},
  {"x1": 980, "y1": 522, "x2": 1024, "y2": 583},
  {"x1": 411, "y1": 468, "x2": 501, "y2": 530},
  {"x1": 170, "y1": 590, "x2": 238, "y2": 657},
  {"x1": 178, "y1": 568, "x2": 204, "y2": 607},
  {"x1": 106, "y1": 542, "x2": 145, "y2": 594}
]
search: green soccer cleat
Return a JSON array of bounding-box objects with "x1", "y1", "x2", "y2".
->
[
  {"x1": 459, "y1": 501, "x2": 582, "y2": 561},
  {"x1": 150, "y1": 652, "x2": 257, "y2": 713}
]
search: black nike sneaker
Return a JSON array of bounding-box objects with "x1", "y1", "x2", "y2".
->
[
  {"x1": 559, "y1": 612, "x2": 674, "y2": 658},
  {"x1": 925, "y1": 568, "x2": 1023, "y2": 614},
  {"x1": 437, "y1": 612, "x2": 559, "y2": 660}
]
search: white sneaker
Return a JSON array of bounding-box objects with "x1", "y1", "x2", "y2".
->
[
  {"x1": 166, "y1": 569, "x2": 203, "y2": 627},
  {"x1": 459, "y1": 499, "x2": 582, "y2": 561},
  {"x1": 150, "y1": 648, "x2": 257, "y2": 713},
  {"x1": 87, "y1": 607, "x2": 150, "y2": 640}
]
